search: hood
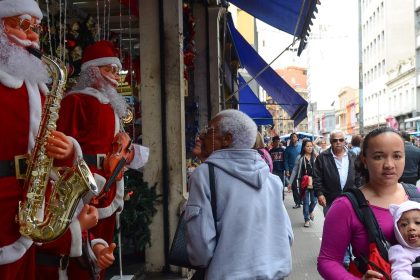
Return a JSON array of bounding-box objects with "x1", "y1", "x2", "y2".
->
[
  {"x1": 205, "y1": 149, "x2": 270, "y2": 189},
  {"x1": 389, "y1": 200, "x2": 420, "y2": 249}
]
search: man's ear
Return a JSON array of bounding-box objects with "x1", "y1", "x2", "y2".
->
[{"x1": 222, "y1": 132, "x2": 233, "y2": 148}]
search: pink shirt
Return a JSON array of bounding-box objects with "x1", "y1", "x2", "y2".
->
[{"x1": 318, "y1": 196, "x2": 397, "y2": 280}]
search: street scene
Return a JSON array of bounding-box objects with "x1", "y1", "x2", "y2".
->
[{"x1": 1, "y1": 0, "x2": 420, "y2": 279}]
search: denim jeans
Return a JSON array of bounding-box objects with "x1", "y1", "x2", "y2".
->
[{"x1": 303, "y1": 189, "x2": 317, "y2": 221}]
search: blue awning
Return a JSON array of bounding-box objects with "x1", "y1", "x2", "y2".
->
[
  {"x1": 228, "y1": 0, "x2": 318, "y2": 55},
  {"x1": 227, "y1": 15, "x2": 308, "y2": 126},
  {"x1": 238, "y1": 74, "x2": 273, "y2": 125}
]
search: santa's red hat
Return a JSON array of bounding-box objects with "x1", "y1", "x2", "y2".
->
[
  {"x1": 81, "y1": 40, "x2": 122, "y2": 71},
  {"x1": 0, "y1": 0, "x2": 43, "y2": 20}
]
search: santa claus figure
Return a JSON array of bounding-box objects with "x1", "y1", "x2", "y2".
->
[
  {"x1": 0, "y1": 0, "x2": 100, "y2": 279},
  {"x1": 57, "y1": 40, "x2": 147, "y2": 279}
]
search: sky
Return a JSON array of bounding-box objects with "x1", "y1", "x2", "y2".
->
[{"x1": 256, "y1": 0, "x2": 359, "y2": 110}]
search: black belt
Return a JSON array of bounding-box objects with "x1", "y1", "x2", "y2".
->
[
  {"x1": 36, "y1": 252, "x2": 69, "y2": 270},
  {"x1": 83, "y1": 154, "x2": 106, "y2": 169},
  {"x1": 0, "y1": 156, "x2": 28, "y2": 179}
]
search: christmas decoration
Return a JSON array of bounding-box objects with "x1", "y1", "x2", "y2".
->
[{"x1": 119, "y1": 169, "x2": 161, "y2": 252}]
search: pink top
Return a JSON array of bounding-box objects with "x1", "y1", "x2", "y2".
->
[
  {"x1": 317, "y1": 196, "x2": 397, "y2": 280},
  {"x1": 258, "y1": 148, "x2": 273, "y2": 173}
]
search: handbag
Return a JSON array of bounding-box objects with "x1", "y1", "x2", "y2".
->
[
  {"x1": 300, "y1": 157, "x2": 312, "y2": 189},
  {"x1": 168, "y1": 163, "x2": 218, "y2": 271}
]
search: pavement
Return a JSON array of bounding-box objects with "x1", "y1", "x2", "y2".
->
[{"x1": 107, "y1": 190, "x2": 325, "y2": 280}]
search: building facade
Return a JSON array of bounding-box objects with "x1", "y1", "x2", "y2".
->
[
  {"x1": 361, "y1": 0, "x2": 415, "y2": 131},
  {"x1": 335, "y1": 87, "x2": 360, "y2": 135}
]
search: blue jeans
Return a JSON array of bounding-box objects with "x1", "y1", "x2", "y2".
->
[{"x1": 303, "y1": 189, "x2": 317, "y2": 221}]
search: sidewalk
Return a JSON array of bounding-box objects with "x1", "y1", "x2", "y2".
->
[
  {"x1": 283, "y1": 190, "x2": 324, "y2": 280},
  {"x1": 108, "y1": 190, "x2": 325, "y2": 280}
]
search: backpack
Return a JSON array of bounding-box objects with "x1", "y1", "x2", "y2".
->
[{"x1": 343, "y1": 183, "x2": 420, "y2": 279}]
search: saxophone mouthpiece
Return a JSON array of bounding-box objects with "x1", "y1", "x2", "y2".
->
[{"x1": 27, "y1": 47, "x2": 42, "y2": 60}]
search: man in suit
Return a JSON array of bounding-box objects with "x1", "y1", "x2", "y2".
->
[
  {"x1": 400, "y1": 131, "x2": 420, "y2": 185},
  {"x1": 313, "y1": 130, "x2": 361, "y2": 268},
  {"x1": 313, "y1": 130, "x2": 361, "y2": 215}
]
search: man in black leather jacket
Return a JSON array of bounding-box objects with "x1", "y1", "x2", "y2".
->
[{"x1": 313, "y1": 130, "x2": 361, "y2": 215}]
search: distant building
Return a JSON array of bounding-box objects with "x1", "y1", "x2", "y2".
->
[
  {"x1": 273, "y1": 66, "x2": 309, "y2": 135},
  {"x1": 335, "y1": 87, "x2": 360, "y2": 135}
]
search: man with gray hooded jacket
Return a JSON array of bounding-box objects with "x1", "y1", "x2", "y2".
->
[{"x1": 185, "y1": 109, "x2": 293, "y2": 279}]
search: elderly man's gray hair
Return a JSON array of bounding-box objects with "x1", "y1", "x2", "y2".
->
[
  {"x1": 215, "y1": 109, "x2": 257, "y2": 149},
  {"x1": 330, "y1": 130, "x2": 345, "y2": 139}
]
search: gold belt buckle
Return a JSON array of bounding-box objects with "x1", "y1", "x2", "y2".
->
[
  {"x1": 96, "y1": 154, "x2": 106, "y2": 170},
  {"x1": 14, "y1": 154, "x2": 28, "y2": 180}
]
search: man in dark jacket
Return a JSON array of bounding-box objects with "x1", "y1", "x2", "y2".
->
[
  {"x1": 313, "y1": 130, "x2": 361, "y2": 215},
  {"x1": 400, "y1": 131, "x2": 420, "y2": 185}
]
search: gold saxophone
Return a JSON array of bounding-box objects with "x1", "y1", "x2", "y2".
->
[{"x1": 18, "y1": 49, "x2": 98, "y2": 242}]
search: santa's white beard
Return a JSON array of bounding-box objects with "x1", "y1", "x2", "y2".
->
[
  {"x1": 0, "y1": 26, "x2": 49, "y2": 85},
  {"x1": 73, "y1": 67, "x2": 129, "y2": 118}
]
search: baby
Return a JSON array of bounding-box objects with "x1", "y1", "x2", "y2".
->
[{"x1": 389, "y1": 200, "x2": 420, "y2": 280}]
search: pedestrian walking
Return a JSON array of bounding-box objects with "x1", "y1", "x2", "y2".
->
[
  {"x1": 289, "y1": 139, "x2": 317, "y2": 227},
  {"x1": 185, "y1": 109, "x2": 293, "y2": 279},
  {"x1": 317, "y1": 127, "x2": 407, "y2": 279},
  {"x1": 400, "y1": 131, "x2": 420, "y2": 185},
  {"x1": 285, "y1": 133, "x2": 302, "y2": 208}
]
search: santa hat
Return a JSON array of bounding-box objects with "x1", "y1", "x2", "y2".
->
[
  {"x1": 81, "y1": 40, "x2": 122, "y2": 72},
  {"x1": 0, "y1": 0, "x2": 43, "y2": 20},
  {"x1": 389, "y1": 200, "x2": 420, "y2": 249}
]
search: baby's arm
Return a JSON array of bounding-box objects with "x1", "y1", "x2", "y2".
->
[{"x1": 389, "y1": 245, "x2": 416, "y2": 280}]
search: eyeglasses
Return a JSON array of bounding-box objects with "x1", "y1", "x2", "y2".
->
[
  {"x1": 331, "y1": 138, "x2": 345, "y2": 143},
  {"x1": 100, "y1": 64, "x2": 121, "y2": 75},
  {"x1": 199, "y1": 125, "x2": 215, "y2": 136},
  {"x1": 3, "y1": 17, "x2": 41, "y2": 33}
]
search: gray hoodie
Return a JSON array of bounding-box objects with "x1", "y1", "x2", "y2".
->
[{"x1": 185, "y1": 149, "x2": 293, "y2": 279}]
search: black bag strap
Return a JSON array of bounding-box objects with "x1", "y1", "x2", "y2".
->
[
  {"x1": 342, "y1": 188, "x2": 390, "y2": 261},
  {"x1": 402, "y1": 182, "x2": 420, "y2": 202},
  {"x1": 208, "y1": 163, "x2": 219, "y2": 243}
]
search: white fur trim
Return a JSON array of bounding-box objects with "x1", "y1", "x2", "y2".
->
[
  {"x1": 89, "y1": 239, "x2": 108, "y2": 275},
  {"x1": 0, "y1": 0, "x2": 43, "y2": 19},
  {"x1": 58, "y1": 268, "x2": 68, "y2": 280},
  {"x1": 66, "y1": 87, "x2": 110, "y2": 104},
  {"x1": 83, "y1": 173, "x2": 106, "y2": 204},
  {"x1": 69, "y1": 219, "x2": 82, "y2": 257},
  {"x1": 0, "y1": 69, "x2": 24, "y2": 89},
  {"x1": 68, "y1": 136, "x2": 83, "y2": 164},
  {"x1": 0, "y1": 236, "x2": 33, "y2": 265},
  {"x1": 97, "y1": 179, "x2": 124, "y2": 219},
  {"x1": 128, "y1": 144, "x2": 150, "y2": 170},
  {"x1": 26, "y1": 80, "x2": 42, "y2": 152},
  {"x1": 81, "y1": 57, "x2": 122, "y2": 72},
  {"x1": 114, "y1": 113, "x2": 120, "y2": 135}
]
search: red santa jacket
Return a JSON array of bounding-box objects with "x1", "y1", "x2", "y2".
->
[
  {"x1": 0, "y1": 74, "x2": 81, "y2": 278},
  {"x1": 57, "y1": 88, "x2": 124, "y2": 220}
]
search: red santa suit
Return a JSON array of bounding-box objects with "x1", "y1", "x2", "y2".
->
[
  {"x1": 57, "y1": 87, "x2": 124, "y2": 279},
  {"x1": 0, "y1": 73, "x2": 83, "y2": 280}
]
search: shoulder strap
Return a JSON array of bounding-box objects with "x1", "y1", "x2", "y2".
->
[
  {"x1": 208, "y1": 163, "x2": 219, "y2": 243},
  {"x1": 342, "y1": 188, "x2": 390, "y2": 260},
  {"x1": 402, "y1": 183, "x2": 420, "y2": 203}
]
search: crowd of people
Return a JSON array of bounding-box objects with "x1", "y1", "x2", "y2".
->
[
  {"x1": 3, "y1": 0, "x2": 420, "y2": 279},
  {"x1": 186, "y1": 110, "x2": 420, "y2": 279}
]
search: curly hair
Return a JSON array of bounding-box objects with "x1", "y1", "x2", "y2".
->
[{"x1": 216, "y1": 109, "x2": 257, "y2": 149}]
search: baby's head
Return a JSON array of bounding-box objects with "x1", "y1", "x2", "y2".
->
[{"x1": 390, "y1": 200, "x2": 420, "y2": 248}]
